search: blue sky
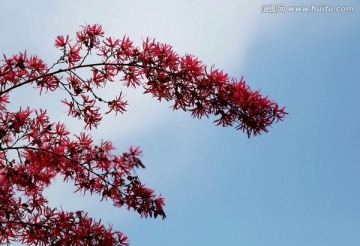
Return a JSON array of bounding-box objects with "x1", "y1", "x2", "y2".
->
[{"x1": 1, "y1": 0, "x2": 360, "y2": 245}]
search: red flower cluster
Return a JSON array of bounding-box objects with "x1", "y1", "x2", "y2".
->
[
  {"x1": 0, "y1": 106, "x2": 164, "y2": 245},
  {"x1": 0, "y1": 24, "x2": 286, "y2": 245}
]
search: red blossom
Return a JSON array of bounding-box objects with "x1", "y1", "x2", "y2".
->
[
  {"x1": 67, "y1": 44, "x2": 82, "y2": 64},
  {"x1": 76, "y1": 23, "x2": 104, "y2": 49},
  {"x1": 0, "y1": 23, "x2": 286, "y2": 245},
  {"x1": 54, "y1": 35, "x2": 70, "y2": 48}
]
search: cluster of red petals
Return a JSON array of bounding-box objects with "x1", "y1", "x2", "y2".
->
[
  {"x1": 0, "y1": 106, "x2": 165, "y2": 245},
  {"x1": 2, "y1": 23, "x2": 286, "y2": 136},
  {"x1": 0, "y1": 23, "x2": 286, "y2": 245}
]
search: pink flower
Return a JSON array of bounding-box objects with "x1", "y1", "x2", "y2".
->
[{"x1": 54, "y1": 35, "x2": 70, "y2": 47}]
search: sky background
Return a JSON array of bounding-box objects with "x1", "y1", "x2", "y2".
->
[{"x1": 1, "y1": 0, "x2": 360, "y2": 245}]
